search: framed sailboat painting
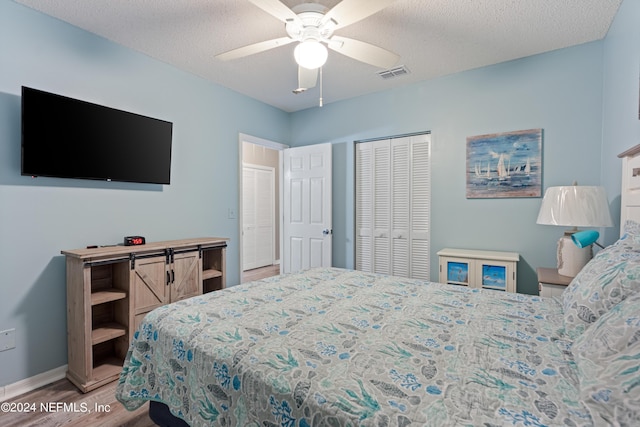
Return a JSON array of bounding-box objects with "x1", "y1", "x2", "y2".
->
[{"x1": 466, "y1": 128, "x2": 542, "y2": 198}]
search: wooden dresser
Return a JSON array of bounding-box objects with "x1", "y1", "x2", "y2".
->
[{"x1": 61, "y1": 237, "x2": 228, "y2": 393}]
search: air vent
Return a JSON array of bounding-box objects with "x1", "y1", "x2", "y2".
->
[{"x1": 377, "y1": 65, "x2": 410, "y2": 80}]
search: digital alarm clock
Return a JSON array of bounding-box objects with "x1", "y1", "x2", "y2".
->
[{"x1": 124, "y1": 236, "x2": 146, "y2": 246}]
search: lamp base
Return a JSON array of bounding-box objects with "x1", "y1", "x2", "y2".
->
[{"x1": 557, "y1": 235, "x2": 592, "y2": 277}]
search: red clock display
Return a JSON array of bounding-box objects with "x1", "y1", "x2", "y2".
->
[{"x1": 124, "y1": 236, "x2": 146, "y2": 246}]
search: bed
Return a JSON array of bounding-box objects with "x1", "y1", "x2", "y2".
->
[{"x1": 116, "y1": 146, "x2": 640, "y2": 426}]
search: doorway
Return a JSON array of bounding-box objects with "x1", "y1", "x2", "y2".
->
[{"x1": 238, "y1": 134, "x2": 287, "y2": 283}]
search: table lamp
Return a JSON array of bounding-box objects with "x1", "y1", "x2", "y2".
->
[{"x1": 536, "y1": 184, "x2": 612, "y2": 277}]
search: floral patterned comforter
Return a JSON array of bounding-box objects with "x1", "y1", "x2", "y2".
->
[{"x1": 116, "y1": 267, "x2": 592, "y2": 426}]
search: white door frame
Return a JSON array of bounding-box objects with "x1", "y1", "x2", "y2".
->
[{"x1": 238, "y1": 133, "x2": 288, "y2": 282}]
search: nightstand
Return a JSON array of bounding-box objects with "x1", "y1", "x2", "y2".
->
[{"x1": 537, "y1": 267, "x2": 573, "y2": 298}]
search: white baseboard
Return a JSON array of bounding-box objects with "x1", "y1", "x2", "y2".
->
[
  {"x1": 0, "y1": 365, "x2": 67, "y2": 402},
  {"x1": 274, "y1": 259, "x2": 280, "y2": 265}
]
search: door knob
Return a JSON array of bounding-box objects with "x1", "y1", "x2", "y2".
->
[{"x1": 322, "y1": 228, "x2": 332, "y2": 235}]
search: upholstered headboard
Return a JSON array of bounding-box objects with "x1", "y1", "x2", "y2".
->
[{"x1": 618, "y1": 144, "x2": 640, "y2": 236}]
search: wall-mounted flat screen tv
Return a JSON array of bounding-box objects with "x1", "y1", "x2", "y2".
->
[{"x1": 21, "y1": 86, "x2": 173, "y2": 184}]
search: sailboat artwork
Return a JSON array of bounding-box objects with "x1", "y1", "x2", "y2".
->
[{"x1": 466, "y1": 128, "x2": 542, "y2": 198}]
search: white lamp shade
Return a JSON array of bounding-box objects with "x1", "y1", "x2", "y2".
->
[
  {"x1": 294, "y1": 41, "x2": 328, "y2": 70},
  {"x1": 536, "y1": 185, "x2": 613, "y2": 227}
]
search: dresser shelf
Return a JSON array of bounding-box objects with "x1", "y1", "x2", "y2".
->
[
  {"x1": 202, "y1": 268, "x2": 223, "y2": 280},
  {"x1": 91, "y1": 289, "x2": 127, "y2": 306},
  {"x1": 92, "y1": 323, "x2": 127, "y2": 345},
  {"x1": 92, "y1": 356, "x2": 125, "y2": 379}
]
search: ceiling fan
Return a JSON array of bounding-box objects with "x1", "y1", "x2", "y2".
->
[{"x1": 215, "y1": 0, "x2": 400, "y2": 93}]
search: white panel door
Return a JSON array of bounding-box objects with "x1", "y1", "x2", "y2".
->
[
  {"x1": 242, "y1": 167, "x2": 257, "y2": 270},
  {"x1": 242, "y1": 165, "x2": 275, "y2": 271},
  {"x1": 283, "y1": 143, "x2": 332, "y2": 273}
]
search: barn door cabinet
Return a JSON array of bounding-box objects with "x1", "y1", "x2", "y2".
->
[
  {"x1": 62, "y1": 237, "x2": 228, "y2": 393},
  {"x1": 437, "y1": 248, "x2": 519, "y2": 293},
  {"x1": 131, "y1": 248, "x2": 204, "y2": 331}
]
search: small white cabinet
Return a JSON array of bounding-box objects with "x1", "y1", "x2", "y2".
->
[{"x1": 437, "y1": 248, "x2": 519, "y2": 293}]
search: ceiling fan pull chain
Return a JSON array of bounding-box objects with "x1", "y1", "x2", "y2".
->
[{"x1": 319, "y1": 66, "x2": 323, "y2": 107}]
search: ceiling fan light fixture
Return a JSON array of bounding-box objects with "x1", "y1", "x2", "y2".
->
[{"x1": 294, "y1": 40, "x2": 328, "y2": 69}]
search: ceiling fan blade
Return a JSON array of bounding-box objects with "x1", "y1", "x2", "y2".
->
[
  {"x1": 328, "y1": 36, "x2": 399, "y2": 69},
  {"x1": 215, "y1": 37, "x2": 294, "y2": 61},
  {"x1": 248, "y1": 0, "x2": 301, "y2": 24},
  {"x1": 297, "y1": 66, "x2": 318, "y2": 91},
  {"x1": 322, "y1": 0, "x2": 397, "y2": 30}
]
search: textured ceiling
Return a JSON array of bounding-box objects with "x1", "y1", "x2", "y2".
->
[{"x1": 15, "y1": 0, "x2": 622, "y2": 112}]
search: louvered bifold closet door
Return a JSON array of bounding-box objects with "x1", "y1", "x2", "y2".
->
[
  {"x1": 355, "y1": 143, "x2": 372, "y2": 272},
  {"x1": 373, "y1": 140, "x2": 391, "y2": 275},
  {"x1": 409, "y1": 135, "x2": 431, "y2": 280},
  {"x1": 355, "y1": 133, "x2": 431, "y2": 280},
  {"x1": 391, "y1": 138, "x2": 410, "y2": 278}
]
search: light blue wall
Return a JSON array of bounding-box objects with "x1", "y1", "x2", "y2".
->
[
  {"x1": 292, "y1": 42, "x2": 606, "y2": 295},
  {"x1": 601, "y1": 0, "x2": 640, "y2": 242},
  {"x1": 1, "y1": 0, "x2": 637, "y2": 389},
  {"x1": 0, "y1": 1, "x2": 290, "y2": 387}
]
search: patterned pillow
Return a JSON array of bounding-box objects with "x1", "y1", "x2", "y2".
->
[
  {"x1": 562, "y1": 230, "x2": 640, "y2": 339},
  {"x1": 572, "y1": 292, "x2": 640, "y2": 425},
  {"x1": 622, "y1": 219, "x2": 640, "y2": 243}
]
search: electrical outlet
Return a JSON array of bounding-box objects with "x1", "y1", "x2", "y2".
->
[
  {"x1": 228, "y1": 208, "x2": 236, "y2": 219},
  {"x1": 0, "y1": 329, "x2": 16, "y2": 351}
]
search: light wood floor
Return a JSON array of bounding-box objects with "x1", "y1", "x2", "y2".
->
[
  {"x1": 241, "y1": 264, "x2": 280, "y2": 283},
  {"x1": 2, "y1": 378, "x2": 153, "y2": 427}
]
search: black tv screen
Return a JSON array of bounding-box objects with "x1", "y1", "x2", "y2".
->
[{"x1": 21, "y1": 86, "x2": 172, "y2": 184}]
